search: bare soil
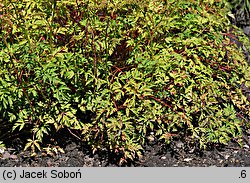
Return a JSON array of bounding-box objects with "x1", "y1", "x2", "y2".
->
[{"x1": 1, "y1": 129, "x2": 250, "y2": 167}]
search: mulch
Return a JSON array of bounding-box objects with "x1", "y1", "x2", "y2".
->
[{"x1": 1, "y1": 130, "x2": 250, "y2": 167}]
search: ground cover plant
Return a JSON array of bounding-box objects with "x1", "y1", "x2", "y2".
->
[{"x1": 0, "y1": 0, "x2": 250, "y2": 164}]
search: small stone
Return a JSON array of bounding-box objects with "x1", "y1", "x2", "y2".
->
[
  {"x1": 184, "y1": 158, "x2": 193, "y2": 162},
  {"x1": 2, "y1": 152, "x2": 10, "y2": 159},
  {"x1": 7, "y1": 148, "x2": 15, "y2": 151},
  {"x1": 188, "y1": 148, "x2": 195, "y2": 153},
  {"x1": 161, "y1": 156, "x2": 167, "y2": 160},
  {"x1": 47, "y1": 160, "x2": 53, "y2": 167},
  {"x1": 9, "y1": 154, "x2": 18, "y2": 159},
  {"x1": 243, "y1": 144, "x2": 249, "y2": 149},
  {"x1": 176, "y1": 141, "x2": 184, "y2": 149}
]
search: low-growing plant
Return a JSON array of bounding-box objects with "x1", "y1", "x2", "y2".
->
[{"x1": 0, "y1": 0, "x2": 250, "y2": 163}]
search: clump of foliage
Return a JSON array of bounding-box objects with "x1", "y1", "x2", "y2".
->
[{"x1": 0, "y1": 0, "x2": 250, "y2": 163}]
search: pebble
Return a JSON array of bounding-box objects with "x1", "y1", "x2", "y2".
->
[
  {"x1": 9, "y1": 155, "x2": 18, "y2": 159},
  {"x1": 176, "y1": 141, "x2": 184, "y2": 149},
  {"x1": 47, "y1": 160, "x2": 53, "y2": 167},
  {"x1": 2, "y1": 152, "x2": 10, "y2": 159},
  {"x1": 161, "y1": 156, "x2": 167, "y2": 160},
  {"x1": 243, "y1": 144, "x2": 249, "y2": 149},
  {"x1": 7, "y1": 148, "x2": 15, "y2": 151},
  {"x1": 184, "y1": 158, "x2": 193, "y2": 162},
  {"x1": 188, "y1": 147, "x2": 195, "y2": 153}
]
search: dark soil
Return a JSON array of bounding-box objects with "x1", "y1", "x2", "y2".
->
[{"x1": 1, "y1": 128, "x2": 250, "y2": 167}]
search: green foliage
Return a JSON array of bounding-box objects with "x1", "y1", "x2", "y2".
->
[
  {"x1": 0, "y1": 0, "x2": 250, "y2": 163},
  {"x1": 0, "y1": 141, "x2": 5, "y2": 149}
]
